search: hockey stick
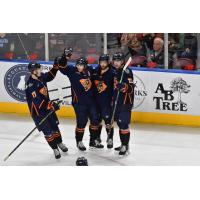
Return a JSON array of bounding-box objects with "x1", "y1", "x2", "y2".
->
[
  {"x1": 108, "y1": 57, "x2": 132, "y2": 133},
  {"x1": 51, "y1": 95, "x2": 72, "y2": 102},
  {"x1": 48, "y1": 86, "x2": 71, "y2": 93},
  {"x1": 3, "y1": 100, "x2": 63, "y2": 162},
  {"x1": 17, "y1": 33, "x2": 29, "y2": 60}
]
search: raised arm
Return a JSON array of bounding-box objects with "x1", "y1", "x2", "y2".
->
[
  {"x1": 41, "y1": 62, "x2": 59, "y2": 83},
  {"x1": 57, "y1": 47, "x2": 73, "y2": 76}
]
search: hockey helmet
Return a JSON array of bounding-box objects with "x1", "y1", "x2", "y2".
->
[
  {"x1": 28, "y1": 62, "x2": 41, "y2": 72},
  {"x1": 76, "y1": 157, "x2": 88, "y2": 166},
  {"x1": 113, "y1": 52, "x2": 125, "y2": 61},
  {"x1": 76, "y1": 57, "x2": 88, "y2": 67},
  {"x1": 99, "y1": 54, "x2": 110, "y2": 62}
]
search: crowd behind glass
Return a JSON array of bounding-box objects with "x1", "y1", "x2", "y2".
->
[{"x1": 0, "y1": 33, "x2": 198, "y2": 70}]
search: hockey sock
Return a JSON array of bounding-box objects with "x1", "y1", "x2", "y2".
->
[
  {"x1": 97, "y1": 124, "x2": 102, "y2": 139},
  {"x1": 75, "y1": 127, "x2": 85, "y2": 143},
  {"x1": 53, "y1": 132, "x2": 62, "y2": 144},
  {"x1": 45, "y1": 135, "x2": 57, "y2": 149},
  {"x1": 89, "y1": 125, "x2": 99, "y2": 142},
  {"x1": 119, "y1": 130, "x2": 130, "y2": 145},
  {"x1": 106, "y1": 126, "x2": 114, "y2": 139}
]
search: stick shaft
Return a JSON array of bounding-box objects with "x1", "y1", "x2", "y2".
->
[
  {"x1": 4, "y1": 108, "x2": 57, "y2": 161},
  {"x1": 48, "y1": 86, "x2": 71, "y2": 93}
]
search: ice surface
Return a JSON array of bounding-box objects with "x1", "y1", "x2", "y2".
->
[{"x1": 1, "y1": 113, "x2": 200, "y2": 166}]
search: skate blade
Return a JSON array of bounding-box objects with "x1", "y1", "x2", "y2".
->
[
  {"x1": 118, "y1": 151, "x2": 130, "y2": 158},
  {"x1": 107, "y1": 144, "x2": 113, "y2": 149},
  {"x1": 78, "y1": 149, "x2": 87, "y2": 153},
  {"x1": 89, "y1": 146, "x2": 104, "y2": 151},
  {"x1": 60, "y1": 149, "x2": 68, "y2": 153}
]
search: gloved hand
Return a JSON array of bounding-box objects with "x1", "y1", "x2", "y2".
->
[
  {"x1": 54, "y1": 55, "x2": 67, "y2": 67},
  {"x1": 64, "y1": 47, "x2": 73, "y2": 58},
  {"x1": 116, "y1": 83, "x2": 127, "y2": 92},
  {"x1": 59, "y1": 55, "x2": 68, "y2": 67},
  {"x1": 47, "y1": 101, "x2": 60, "y2": 111},
  {"x1": 53, "y1": 56, "x2": 60, "y2": 69}
]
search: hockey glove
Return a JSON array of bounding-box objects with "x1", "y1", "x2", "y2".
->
[
  {"x1": 47, "y1": 101, "x2": 60, "y2": 112},
  {"x1": 116, "y1": 83, "x2": 128, "y2": 93},
  {"x1": 64, "y1": 47, "x2": 73, "y2": 58},
  {"x1": 53, "y1": 57, "x2": 60, "y2": 69},
  {"x1": 59, "y1": 55, "x2": 68, "y2": 67}
]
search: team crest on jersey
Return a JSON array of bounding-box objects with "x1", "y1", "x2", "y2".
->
[
  {"x1": 94, "y1": 80, "x2": 107, "y2": 93},
  {"x1": 39, "y1": 86, "x2": 48, "y2": 96},
  {"x1": 4, "y1": 64, "x2": 30, "y2": 102},
  {"x1": 79, "y1": 79, "x2": 92, "y2": 91}
]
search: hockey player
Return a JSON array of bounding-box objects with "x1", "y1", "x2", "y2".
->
[
  {"x1": 58, "y1": 51, "x2": 104, "y2": 151},
  {"x1": 25, "y1": 60, "x2": 68, "y2": 159},
  {"x1": 91, "y1": 54, "x2": 114, "y2": 148},
  {"x1": 112, "y1": 52, "x2": 134, "y2": 155}
]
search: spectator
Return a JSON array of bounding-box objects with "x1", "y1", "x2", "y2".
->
[
  {"x1": 121, "y1": 33, "x2": 146, "y2": 56},
  {"x1": 147, "y1": 37, "x2": 164, "y2": 68},
  {"x1": 11, "y1": 33, "x2": 45, "y2": 60},
  {"x1": 168, "y1": 33, "x2": 184, "y2": 67},
  {"x1": 180, "y1": 33, "x2": 197, "y2": 61},
  {"x1": 142, "y1": 33, "x2": 156, "y2": 50},
  {"x1": 0, "y1": 33, "x2": 14, "y2": 60}
]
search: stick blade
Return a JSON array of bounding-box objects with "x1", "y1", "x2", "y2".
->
[{"x1": 4, "y1": 156, "x2": 9, "y2": 162}]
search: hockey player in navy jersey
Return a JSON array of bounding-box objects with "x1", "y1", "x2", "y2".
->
[
  {"x1": 58, "y1": 50, "x2": 104, "y2": 151},
  {"x1": 112, "y1": 52, "x2": 134, "y2": 155},
  {"x1": 25, "y1": 60, "x2": 68, "y2": 159},
  {"x1": 91, "y1": 54, "x2": 114, "y2": 149}
]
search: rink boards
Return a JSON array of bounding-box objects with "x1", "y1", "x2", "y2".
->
[{"x1": 1, "y1": 60, "x2": 200, "y2": 127}]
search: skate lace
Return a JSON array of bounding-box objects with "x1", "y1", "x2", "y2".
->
[
  {"x1": 58, "y1": 143, "x2": 66, "y2": 149},
  {"x1": 54, "y1": 149, "x2": 60, "y2": 156},
  {"x1": 78, "y1": 141, "x2": 85, "y2": 148},
  {"x1": 120, "y1": 145, "x2": 126, "y2": 152},
  {"x1": 107, "y1": 139, "x2": 113, "y2": 145}
]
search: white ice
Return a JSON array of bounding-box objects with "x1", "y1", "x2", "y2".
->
[{"x1": 1, "y1": 113, "x2": 200, "y2": 166}]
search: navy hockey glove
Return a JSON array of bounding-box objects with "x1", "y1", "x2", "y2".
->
[
  {"x1": 59, "y1": 55, "x2": 67, "y2": 67},
  {"x1": 54, "y1": 56, "x2": 67, "y2": 67},
  {"x1": 116, "y1": 83, "x2": 128, "y2": 93},
  {"x1": 64, "y1": 47, "x2": 73, "y2": 58},
  {"x1": 47, "y1": 101, "x2": 60, "y2": 112}
]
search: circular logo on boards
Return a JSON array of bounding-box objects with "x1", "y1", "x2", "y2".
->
[
  {"x1": 133, "y1": 74, "x2": 147, "y2": 109},
  {"x1": 4, "y1": 64, "x2": 30, "y2": 102}
]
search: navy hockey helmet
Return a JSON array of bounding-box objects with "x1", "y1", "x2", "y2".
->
[
  {"x1": 99, "y1": 54, "x2": 110, "y2": 62},
  {"x1": 76, "y1": 57, "x2": 88, "y2": 67},
  {"x1": 28, "y1": 62, "x2": 41, "y2": 72},
  {"x1": 113, "y1": 52, "x2": 125, "y2": 61},
  {"x1": 76, "y1": 157, "x2": 88, "y2": 166}
]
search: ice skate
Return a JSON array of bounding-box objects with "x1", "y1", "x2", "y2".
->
[
  {"x1": 107, "y1": 138, "x2": 113, "y2": 149},
  {"x1": 89, "y1": 140, "x2": 104, "y2": 150},
  {"x1": 53, "y1": 148, "x2": 61, "y2": 159},
  {"x1": 77, "y1": 141, "x2": 87, "y2": 151},
  {"x1": 114, "y1": 145, "x2": 122, "y2": 151},
  {"x1": 119, "y1": 145, "x2": 129, "y2": 156},
  {"x1": 58, "y1": 143, "x2": 68, "y2": 152}
]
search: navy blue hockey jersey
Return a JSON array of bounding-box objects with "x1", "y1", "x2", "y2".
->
[
  {"x1": 25, "y1": 67, "x2": 58, "y2": 128},
  {"x1": 113, "y1": 67, "x2": 134, "y2": 110},
  {"x1": 59, "y1": 65, "x2": 95, "y2": 106},
  {"x1": 91, "y1": 65, "x2": 114, "y2": 108}
]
